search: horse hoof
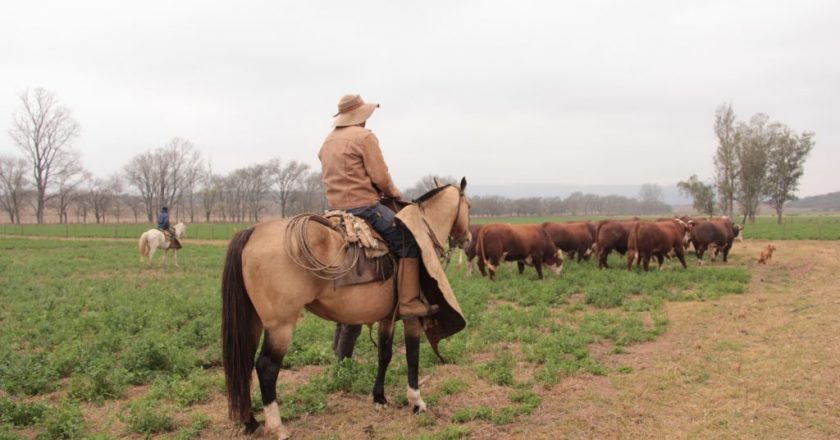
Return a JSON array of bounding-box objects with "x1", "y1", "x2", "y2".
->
[
  {"x1": 243, "y1": 419, "x2": 261, "y2": 435},
  {"x1": 412, "y1": 402, "x2": 427, "y2": 414},
  {"x1": 375, "y1": 402, "x2": 388, "y2": 411}
]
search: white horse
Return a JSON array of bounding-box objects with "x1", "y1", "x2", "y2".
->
[{"x1": 138, "y1": 222, "x2": 186, "y2": 267}]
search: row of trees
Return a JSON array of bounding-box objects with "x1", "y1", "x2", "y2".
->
[
  {"x1": 678, "y1": 103, "x2": 814, "y2": 224},
  {"x1": 1, "y1": 88, "x2": 330, "y2": 224},
  {"x1": 408, "y1": 175, "x2": 672, "y2": 216}
]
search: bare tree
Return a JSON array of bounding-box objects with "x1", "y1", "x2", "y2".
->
[
  {"x1": 8, "y1": 88, "x2": 82, "y2": 223},
  {"x1": 735, "y1": 114, "x2": 773, "y2": 224},
  {"x1": 765, "y1": 129, "x2": 814, "y2": 224},
  {"x1": 298, "y1": 171, "x2": 327, "y2": 214},
  {"x1": 51, "y1": 157, "x2": 85, "y2": 224},
  {"x1": 242, "y1": 164, "x2": 273, "y2": 222},
  {"x1": 86, "y1": 178, "x2": 114, "y2": 224},
  {"x1": 714, "y1": 102, "x2": 739, "y2": 217},
  {"x1": 677, "y1": 175, "x2": 716, "y2": 216},
  {"x1": 224, "y1": 169, "x2": 248, "y2": 222},
  {"x1": 0, "y1": 155, "x2": 29, "y2": 223},
  {"x1": 180, "y1": 155, "x2": 205, "y2": 223},
  {"x1": 124, "y1": 152, "x2": 157, "y2": 221},
  {"x1": 638, "y1": 183, "x2": 664, "y2": 204},
  {"x1": 106, "y1": 174, "x2": 124, "y2": 223},
  {"x1": 124, "y1": 138, "x2": 202, "y2": 221},
  {"x1": 123, "y1": 194, "x2": 146, "y2": 223},
  {"x1": 272, "y1": 159, "x2": 310, "y2": 218},
  {"x1": 404, "y1": 174, "x2": 456, "y2": 200},
  {"x1": 200, "y1": 166, "x2": 224, "y2": 222}
]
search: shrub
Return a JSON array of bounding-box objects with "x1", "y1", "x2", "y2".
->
[
  {"x1": 37, "y1": 401, "x2": 85, "y2": 440},
  {"x1": 123, "y1": 399, "x2": 177, "y2": 437},
  {"x1": 0, "y1": 397, "x2": 48, "y2": 426},
  {"x1": 475, "y1": 352, "x2": 515, "y2": 386}
]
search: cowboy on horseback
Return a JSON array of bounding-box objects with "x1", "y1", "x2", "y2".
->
[
  {"x1": 318, "y1": 94, "x2": 438, "y2": 319},
  {"x1": 156, "y1": 206, "x2": 181, "y2": 248}
]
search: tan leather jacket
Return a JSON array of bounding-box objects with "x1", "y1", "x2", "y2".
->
[{"x1": 318, "y1": 126, "x2": 401, "y2": 210}]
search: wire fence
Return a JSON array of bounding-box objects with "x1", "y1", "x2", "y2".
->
[
  {"x1": 1, "y1": 215, "x2": 839, "y2": 241},
  {"x1": 0, "y1": 222, "x2": 255, "y2": 241}
]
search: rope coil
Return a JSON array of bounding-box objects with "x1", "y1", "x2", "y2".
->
[{"x1": 284, "y1": 214, "x2": 360, "y2": 280}]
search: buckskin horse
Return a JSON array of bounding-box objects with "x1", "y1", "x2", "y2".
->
[
  {"x1": 221, "y1": 179, "x2": 470, "y2": 439},
  {"x1": 138, "y1": 222, "x2": 186, "y2": 267}
]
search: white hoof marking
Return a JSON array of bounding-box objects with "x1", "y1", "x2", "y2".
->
[{"x1": 407, "y1": 387, "x2": 427, "y2": 413}]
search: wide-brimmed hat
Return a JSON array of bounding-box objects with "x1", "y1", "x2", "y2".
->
[{"x1": 333, "y1": 94, "x2": 379, "y2": 127}]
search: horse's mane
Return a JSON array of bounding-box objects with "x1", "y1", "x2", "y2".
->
[{"x1": 413, "y1": 185, "x2": 453, "y2": 204}]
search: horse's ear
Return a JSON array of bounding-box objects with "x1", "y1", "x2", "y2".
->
[
  {"x1": 460, "y1": 177, "x2": 467, "y2": 192},
  {"x1": 433, "y1": 177, "x2": 444, "y2": 188}
]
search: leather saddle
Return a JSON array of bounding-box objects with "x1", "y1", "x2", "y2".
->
[
  {"x1": 324, "y1": 211, "x2": 395, "y2": 288},
  {"x1": 163, "y1": 229, "x2": 182, "y2": 249}
]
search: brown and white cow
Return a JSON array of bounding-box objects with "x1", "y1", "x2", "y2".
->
[
  {"x1": 627, "y1": 219, "x2": 692, "y2": 271},
  {"x1": 476, "y1": 223, "x2": 564, "y2": 280},
  {"x1": 595, "y1": 220, "x2": 638, "y2": 269},
  {"x1": 541, "y1": 221, "x2": 597, "y2": 263},
  {"x1": 688, "y1": 217, "x2": 743, "y2": 264}
]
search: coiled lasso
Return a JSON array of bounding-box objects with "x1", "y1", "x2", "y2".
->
[{"x1": 284, "y1": 214, "x2": 360, "y2": 280}]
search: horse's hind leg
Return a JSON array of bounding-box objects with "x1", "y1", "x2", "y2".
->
[
  {"x1": 256, "y1": 327, "x2": 293, "y2": 440},
  {"x1": 332, "y1": 323, "x2": 362, "y2": 360},
  {"x1": 403, "y1": 317, "x2": 426, "y2": 413},
  {"x1": 372, "y1": 319, "x2": 395, "y2": 407}
]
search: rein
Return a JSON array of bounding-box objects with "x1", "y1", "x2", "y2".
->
[{"x1": 418, "y1": 188, "x2": 466, "y2": 267}]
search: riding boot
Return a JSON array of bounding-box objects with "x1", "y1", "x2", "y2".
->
[{"x1": 398, "y1": 257, "x2": 439, "y2": 319}]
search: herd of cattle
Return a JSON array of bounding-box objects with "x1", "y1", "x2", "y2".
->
[{"x1": 460, "y1": 217, "x2": 744, "y2": 279}]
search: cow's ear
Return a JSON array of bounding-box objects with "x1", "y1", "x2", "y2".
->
[
  {"x1": 433, "y1": 177, "x2": 444, "y2": 188},
  {"x1": 460, "y1": 177, "x2": 467, "y2": 192}
]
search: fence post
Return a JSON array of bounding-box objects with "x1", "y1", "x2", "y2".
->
[{"x1": 818, "y1": 218, "x2": 822, "y2": 240}]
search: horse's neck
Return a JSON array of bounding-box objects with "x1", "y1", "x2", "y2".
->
[{"x1": 418, "y1": 190, "x2": 458, "y2": 242}]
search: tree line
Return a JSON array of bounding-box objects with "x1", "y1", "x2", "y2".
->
[
  {"x1": 1, "y1": 88, "x2": 330, "y2": 224},
  {"x1": 678, "y1": 103, "x2": 814, "y2": 224},
  {"x1": 2, "y1": 88, "x2": 679, "y2": 225}
]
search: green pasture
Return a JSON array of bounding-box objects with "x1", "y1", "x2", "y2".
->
[
  {"x1": 0, "y1": 222, "x2": 253, "y2": 240},
  {"x1": 0, "y1": 236, "x2": 752, "y2": 439},
  {"x1": 2, "y1": 214, "x2": 838, "y2": 242}
]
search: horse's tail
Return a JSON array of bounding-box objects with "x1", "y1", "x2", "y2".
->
[
  {"x1": 138, "y1": 233, "x2": 149, "y2": 261},
  {"x1": 221, "y1": 227, "x2": 259, "y2": 424}
]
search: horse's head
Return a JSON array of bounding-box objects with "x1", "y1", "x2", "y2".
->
[
  {"x1": 414, "y1": 177, "x2": 471, "y2": 250},
  {"x1": 451, "y1": 178, "x2": 471, "y2": 248},
  {"x1": 174, "y1": 222, "x2": 187, "y2": 239}
]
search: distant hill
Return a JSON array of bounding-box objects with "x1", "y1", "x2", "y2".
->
[
  {"x1": 468, "y1": 183, "x2": 690, "y2": 205},
  {"x1": 787, "y1": 191, "x2": 840, "y2": 211}
]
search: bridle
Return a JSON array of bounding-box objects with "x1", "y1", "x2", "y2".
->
[{"x1": 418, "y1": 186, "x2": 469, "y2": 267}]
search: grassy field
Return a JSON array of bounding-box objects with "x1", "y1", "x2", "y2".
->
[
  {"x1": 3, "y1": 214, "x2": 839, "y2": 241},
  {"x1": 0, "y1": 222, "x2": 253, "y2": 241},
  {"x1": 0, "y1": 236, "x2": 757, "y2": 439}
]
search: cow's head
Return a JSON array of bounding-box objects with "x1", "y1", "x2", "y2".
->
[
  {"x1": 547, "y1": 250, "x2": 565, "y2": 275},
  {"x1": 734, "y1": 224, "x2": 743, "y2": 242},
  {"x1": 674, "y1": 218, "x2": 693, "y2": 247}
]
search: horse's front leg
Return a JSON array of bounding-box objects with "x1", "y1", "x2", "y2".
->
[
  {"x1": 173, "y1": 249, "x2": 179, "y2": 268},
  {"x1": 372, "y1": 318, "x2": 395, "y2": 407},
  {"x1": 403, "y1": 317, "x2": 426, "y2": 413}
]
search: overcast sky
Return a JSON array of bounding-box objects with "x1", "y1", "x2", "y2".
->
[{"x1": 1, "y1": 0, "x2": 837, "y2": 196}]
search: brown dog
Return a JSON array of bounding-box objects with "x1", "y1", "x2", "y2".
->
[{"x1": 758, "y1": 244, "x2": 777, "y2": 264}]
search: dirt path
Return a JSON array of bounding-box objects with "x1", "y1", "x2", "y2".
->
[
  {"x1": 524, "y1": 240, "x2": 840, "y2": 439},
  {"x1": 213, "y1": 240, "x2": 838, "y2": 440}
]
